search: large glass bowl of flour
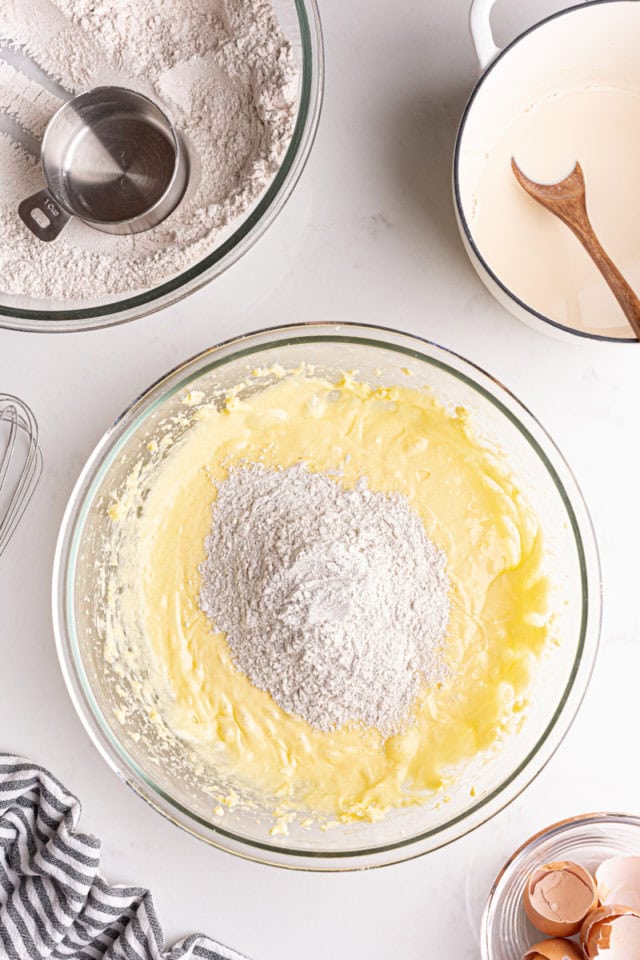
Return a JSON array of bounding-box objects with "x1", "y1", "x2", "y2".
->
[
  {"x1": 53, "y1": 323, "x2": 601, "y2": 869},
  {"x1": 0, "y1": 0, "x2": 322, "y2": 333}
]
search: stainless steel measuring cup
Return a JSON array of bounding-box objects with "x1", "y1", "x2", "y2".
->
[{"x1": 18, "y1": 86, "x2": 188, "y2": 242}]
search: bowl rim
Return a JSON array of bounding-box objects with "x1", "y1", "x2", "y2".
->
[
  {"x1": 453, "y1": 0, "x2": 639, "y2": 345},
  {"x1": 480, "y1": 811, "x2": 640, "y2": 958},
  {"x1": 52, "y1": 321, "x2": 602, "y2": 870},
  {"x1": 0, "y1": 0, "x2": 324, "y2": 333}
]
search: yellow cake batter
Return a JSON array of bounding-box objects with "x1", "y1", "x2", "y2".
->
[{"x1": 109, "y1": 372, "x2": 550, "y2": 823}]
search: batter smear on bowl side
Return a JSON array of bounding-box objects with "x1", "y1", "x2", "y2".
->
[{"x1": 105, "y1": 372, "x2": 552, "y2": 825}]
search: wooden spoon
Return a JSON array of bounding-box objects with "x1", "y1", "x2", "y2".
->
[{"x1": 511, "y1": 158, "x2": 640, "y2": 340}]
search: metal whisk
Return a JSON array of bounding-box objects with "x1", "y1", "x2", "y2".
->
[{"x1": 0, "y1": 395, "x2": 43, "y2": 557}]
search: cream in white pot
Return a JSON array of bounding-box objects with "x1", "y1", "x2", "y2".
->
[{"x1": 455, "y1": 0, "x2": 640, "y2": 343}]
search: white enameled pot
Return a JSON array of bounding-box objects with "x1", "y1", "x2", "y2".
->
[{"x1": 454, "y1": 0, "x2": 640, "y2": 344}]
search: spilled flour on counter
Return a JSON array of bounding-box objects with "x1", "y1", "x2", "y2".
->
[
  {"x1": 199, "y1": 463, "x2": 451, "y2": 737},
  {"x1": 0, "y1": 0, "x2": 297, "y2": 300}
]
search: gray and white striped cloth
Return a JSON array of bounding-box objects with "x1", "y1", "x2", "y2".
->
[{"x1": 0, "y1": 755, "x2": 249, "y2": 960}]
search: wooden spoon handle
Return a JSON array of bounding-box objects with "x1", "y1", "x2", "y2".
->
[{"x1": 568, "y1": 218, "x2": 640, "y2": 339}]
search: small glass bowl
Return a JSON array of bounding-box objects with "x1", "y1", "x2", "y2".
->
[{"x1": 482, "y1": 812, "x2": 640, "y2": 959}]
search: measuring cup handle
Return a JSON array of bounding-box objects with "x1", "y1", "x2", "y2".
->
[{"x1": 18, "y1": 189, "x2": 71, "y2": 242}]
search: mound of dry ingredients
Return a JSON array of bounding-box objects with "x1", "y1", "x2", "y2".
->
[
  {"x1": 0, "y1": 0, "x2": 297, "y2": 300},
  {"x1": 199, "y1": 463, "x2": 451, "y2": 738}
]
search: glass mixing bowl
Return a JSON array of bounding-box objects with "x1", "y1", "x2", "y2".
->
[
  {"x1": 482, "y1": 813, "x2": 640, "y2": 959},
  {"x1": 52, "y1": 323, "x2": 601, "y2": 869},
  {"x1": 0, "y1": 1, "x2": 323, "y2": 333}
]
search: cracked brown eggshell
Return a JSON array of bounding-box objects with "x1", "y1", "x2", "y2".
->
[
  {"x1": 580, "y1": 904, "x2": 640, "y2": 958},
  {"x1": 523, "y1": 937, "x2": 586, "y2": 960},
  {"x1": 524, "y1": 861, "x2": 598, "y2": 937}
]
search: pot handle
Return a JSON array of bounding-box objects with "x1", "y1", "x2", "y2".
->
[
  {"x1": 470, "y1": 1, "x2": 592, "y2": 71},
  {"x1": 469, "y1": 0, "x2": 501, "y2": 71}
]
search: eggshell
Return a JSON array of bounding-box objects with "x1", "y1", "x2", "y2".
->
[
  {"x1": 596, "y1": 857, "x2": 640, "y2": 912},
  {"x1": 524, "y1": 861, "x2": 598, "y2": 937},
  {"x1": 581, "y1": 904, "x2": 640, "y2": 958},
  {"x1": 523, "y1": 937, "x2": 586, "y2": 960}
]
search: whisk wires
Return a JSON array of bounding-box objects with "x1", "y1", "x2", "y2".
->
[{"x1": 0, "y1": 395, "x2": 43, "y2": 556}]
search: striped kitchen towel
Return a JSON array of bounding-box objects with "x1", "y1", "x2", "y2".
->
[{"x1": 0, "y1": 755, "x2": 248, "y2": 960}]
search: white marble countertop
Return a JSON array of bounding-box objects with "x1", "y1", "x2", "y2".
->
[{"x1": 2, "y1": 1, "x2": 639, "y2": 957}]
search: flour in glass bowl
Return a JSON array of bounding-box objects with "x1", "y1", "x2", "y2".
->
[
  {"x1": 199, "y1": 463, "x2": 452, "y2": 738},
  {"x1": 0, "y1": 0, "x2": 298, "y2": 300}
]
